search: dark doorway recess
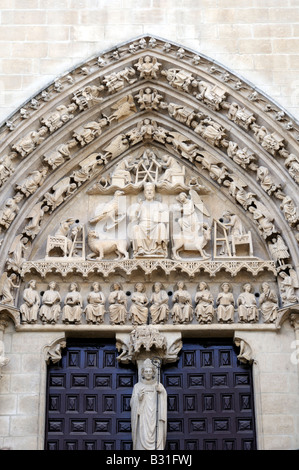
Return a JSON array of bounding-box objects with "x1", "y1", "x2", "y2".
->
[
  {"x1": 45, "y1": 339, "x2": 137, "y2": 450},
  {"x1": 162, "y1": 339, "x2": 256, "y2": 450},
  {"x1": 45, "y1": 338, "x2": 256, "y2": 450}
]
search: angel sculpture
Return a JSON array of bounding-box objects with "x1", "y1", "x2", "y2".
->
[
  {"x1": 24, "y1": 202, "x2": 47, "y2": 238},
  {"x1": 103, "y1": 134, "x2": 130, "y2": 160},
  {"x1": 89, "y1": 190, "x2": 125, "y2": 231},
  {"x1": 108, "y1": 95, "x2": 137, "y2": 122},
  {"x1": 102, "y1": 67, "x2": 137, "y2": 93},
  {"x1": 279, "y1": 270, "x2": 299, "y2": 305},
  {"x1": 72, "y1": 153, "x2": 102, "y2": 186},
  {"x1": 0, "y1": 272, "x2": 19, "y2": 306},
  {"x1": 134, "y1": 55, "x2": 162, "y2": 79},
  {"x1": 224, "y1": 174, "x2": 256, "y2": 210},
  {"x1": 268, "y1": 236, "x2": 290, "y2": 266},
  {"x1": 198, "y1": 152, "x2": 229, "y2": 184},
  {"x1": 6, "y1": 234, "x2": 30, "y2": 272},
  {"x1": 166, "y1": 132, "x2": 199, "y2": 161},
  {"x1": 44, "y1": 177, "x2": 77, "y2": 211},
  {"x1": 248, "y1": 200, "x2": 277, "y2": 239},
  {"x1": 73, "y1": 118, "x2": 108, "y2": 146},
  {"x1": 134, "y1": 87, "x2": 163, "y2": 111}
]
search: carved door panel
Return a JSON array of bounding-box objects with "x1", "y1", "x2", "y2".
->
[
  {"x1": 162, "y1": 339, "x2": 256, "y2": 451},
  {"x1": 45, "y1": 339, "x2": 137, "y2": 450}
]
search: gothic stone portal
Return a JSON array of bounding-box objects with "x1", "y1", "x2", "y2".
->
[{"x1": 1, "y1": 35, "x2": 299, "y2": 451}]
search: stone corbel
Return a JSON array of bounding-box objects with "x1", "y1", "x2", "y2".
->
[
  {"x1": 44, "y1": 336, "x2": 66, "y2": 365},
  {"x1": 234, "y1": 336, "x2": 254, "y2": 365},
  {"x1": 116, "y1": 325, "x2": 182, "y2": 367},
  {"x1": 0, "y1": 305, "x2": 20, "y2": 329},
  {"x1": 276, "y1": 304, "x2": 299, "y2": 329}
]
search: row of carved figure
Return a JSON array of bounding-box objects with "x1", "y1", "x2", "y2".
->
[{"x1": 18, "y1": 280, "x2": 282, "y2": 326}]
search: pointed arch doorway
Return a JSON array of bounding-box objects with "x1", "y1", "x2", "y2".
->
[{"x1": 45, "y1": 338, "x2": 256, "y2": 451}]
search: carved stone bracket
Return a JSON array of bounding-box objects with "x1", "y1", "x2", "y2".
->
[
  {"x1": 116, "y1": 325, "x2": 182, "y2": 367},
  {"x1": 276, "y1": 304, "x2": 299, "y2": 329},
  {"x1": 44, "y1": 336, "x2": 66, "y2": 365},
  {"x1": 0, "y1": 305, "x2": 20, "y2": 328},
  {"x1": 234, "y1": 335, "x2": 254, "y2": 364}
]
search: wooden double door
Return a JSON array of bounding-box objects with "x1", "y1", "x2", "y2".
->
[{"x1": 45, "y1": 338, "x2": 256, "y2": 450}]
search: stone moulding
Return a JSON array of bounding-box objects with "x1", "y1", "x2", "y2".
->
[
  {"x1": 20, "y1": 258, "x2": 277, "y2": 278},
  {"x1": 15, "y1": 322, "x2": 278, "y2": 333}
]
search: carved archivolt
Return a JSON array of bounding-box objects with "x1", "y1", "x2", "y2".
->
[{"x1": 0, "y1": 35, "x2": 298, "y2": 332}]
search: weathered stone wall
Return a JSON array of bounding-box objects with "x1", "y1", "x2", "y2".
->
[
  {"x1": 0, "y1": 321, "x2": 64, "y2": 450},
  {"x1": 0, "y1": 0, "x2": 299, "y2": 122},
  {"x1": 238, "y1": 323, "x2": 299, "y2": 450},
  {"x1": 1, "y1": 323, "x2": 298, "y2": 450}
]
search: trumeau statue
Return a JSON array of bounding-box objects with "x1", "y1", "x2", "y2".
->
[{"x1": 130, "y1": 358, "x2": 167, "y2": 450}]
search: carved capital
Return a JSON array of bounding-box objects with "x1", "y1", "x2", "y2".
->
[{"x1": 116, "y1": 325, "x2": 182, "y2": 365}]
